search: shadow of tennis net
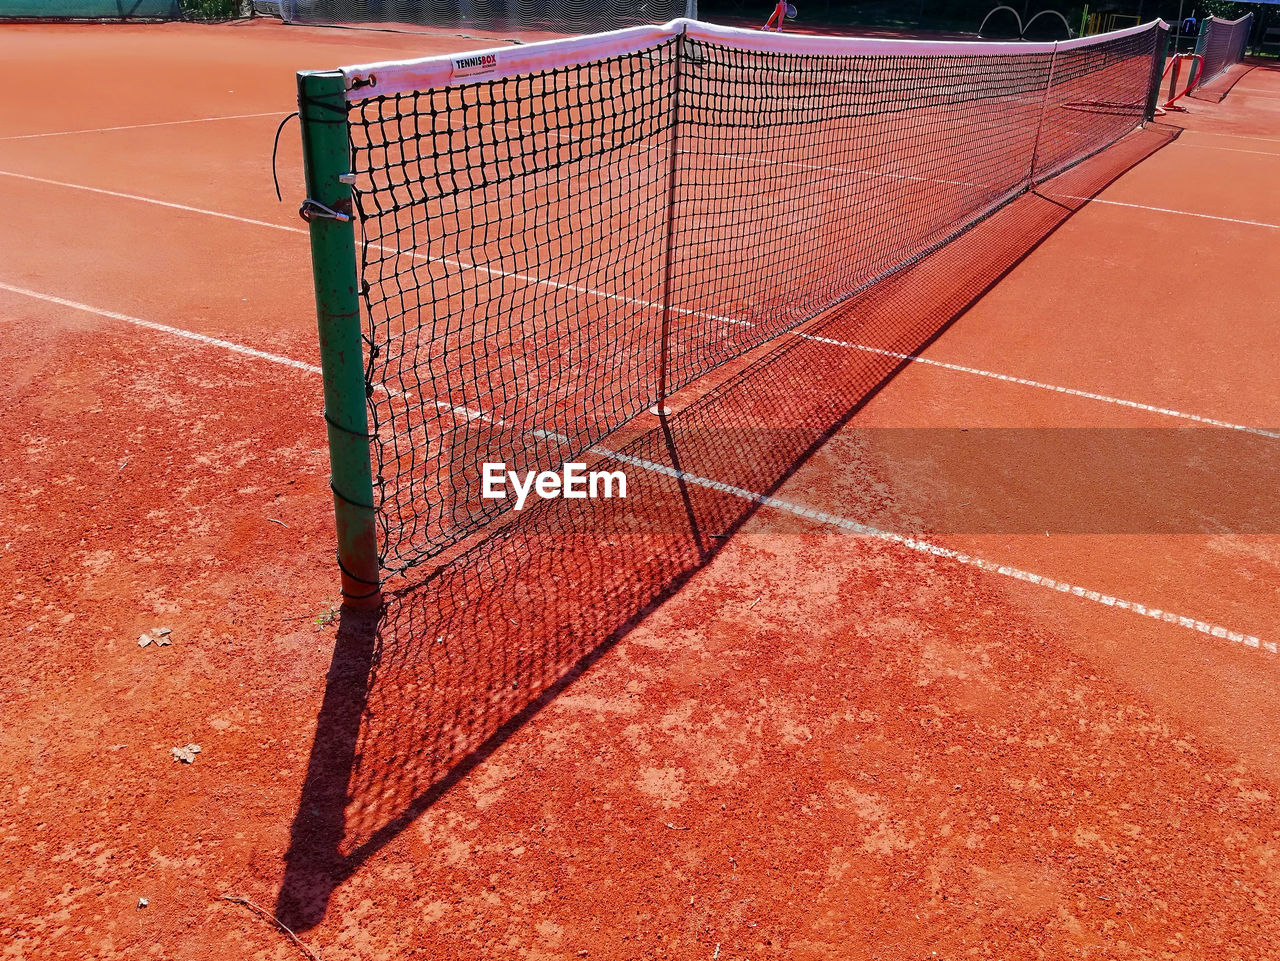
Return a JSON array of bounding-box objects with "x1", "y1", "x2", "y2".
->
[{"x1": 1190, "y1": 60, "x2": 1261, "y2": 103}]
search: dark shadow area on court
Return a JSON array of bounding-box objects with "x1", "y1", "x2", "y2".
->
[
  {"x1": 275, "y1": 121, "x2": 1180, "y2": 930},
  {"x1": 1190, "y1": 61, "x2": 1260, "y2": 103}
]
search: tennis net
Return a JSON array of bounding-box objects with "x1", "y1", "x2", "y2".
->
[
  {"x1": 299, "y1": 17, "x2": 1168, "y2": 594},
  {"x1": 0, "y1": 0, "x2": 246, "y2": 18},
  {"x1": 258, "y1": 0, "x2": 694, "y2": 34},
  {"x1": 1197, "y1": 13, "x2": 1253, "y2": 87}
]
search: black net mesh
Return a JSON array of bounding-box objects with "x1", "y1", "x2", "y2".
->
[
  {"x1": 277, "y1": 124, "x2": 1183, "y2": 918},
  {"x1": 260, "y1": 0, "x2": 692, "y2": 33},
  {"x1": 0, "y1": 0, "x2": 248, "y2": 20},
  {"x1": 344, "y1": 23, "x2": 1166, "y2": 575},
  {"x1": 1198, "y1": 14, "x2": 1252, "y2": 88}
]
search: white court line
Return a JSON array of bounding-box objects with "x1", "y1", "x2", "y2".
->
[
  {"x1": 0, "y1": 169, "x2": 742, "y2": 329},
  {"x1": 797, "y1": 334, "x2": 1280, "y2": 439},
  {"x1": 0, "y1": 169, "x2": 300, "y2": 232},
  {"x1": 2, "y1": 166, "x2": 1273, "y2": 438},
  {"x1": 0, "y1": 281, "x2": 322, "y2": 375},
  {"x1": 0, "y1": 281, "x2": 491, "y2": 422},
  {"x1": 1056, "y1": 195, "x2": 1280, "y2": 229},
  {"x1": 1182, "y1": 130, "x2": 1280, "y2": 145},
  {"x1": 693, "y1": 150, "x2": 1280, "y2": 230},
  {"x1": 601, "y1": 449, "x2": 1274, "y2": 655},
  {"x1": 701, "y1": 149, "x2": 1280, "y2": 230},
  {"x1": 0, "y1": 111, "x2": 284, "y2": 142},
  {"x1": 0, "y1": 279, "x2": 1269, "y2": 655},
  {"x1": 1178, "y1": 142, "x2": 1280, "y2": 158}
]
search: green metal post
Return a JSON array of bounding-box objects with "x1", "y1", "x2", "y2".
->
[
  {"x1": 1145, "y1": 24, "x2": 1168, "y2": 122},
  {"x1": 297, "y1": 69, "x2": 381, "y2": 611}
]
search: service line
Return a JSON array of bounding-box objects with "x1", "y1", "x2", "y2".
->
[{"x1": 0, "y1": 111, "x2": 284, "y2": 142}]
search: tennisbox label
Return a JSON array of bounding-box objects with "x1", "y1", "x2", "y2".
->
[
  {"x1": 482, "y1": 463, "x2": 627, "y2": 511},
  {"x1": 452, "y1": 53, "x2": 499, "y2": 80}
]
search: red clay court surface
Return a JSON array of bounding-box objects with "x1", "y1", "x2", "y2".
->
[{"x1": 1, "y1": 19, "x2": 1279, "y2": 961}]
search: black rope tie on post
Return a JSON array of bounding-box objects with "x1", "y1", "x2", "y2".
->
[
  {"x1": 323, "y1": 411, "x2": 372, "y2": 441},
  {"x1": 335, "y1": 553, "x2": 381, "y2": 593},
  {"x1": 270, "y1": 111, "x2": 299, "y2": 202},
  {"x1": 299, "y1": 93, "x2": 350, "y2": 121},
  {"x1": 295, "y1": 95, "x2": 356, "y2": 221},
  {"x1": 324, "y1": 411, "x2": 377, "y2": 513},
  {"x1": 329, "y1": 480, "x2": 376, "y2": 513},
  {"x1": 279, "y1": 91, "x2": 349, "y2": 204}
]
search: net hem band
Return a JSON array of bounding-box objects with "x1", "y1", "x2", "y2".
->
[{"x1": 337, "y1": 17, "x2": 1169, "y2": 100}]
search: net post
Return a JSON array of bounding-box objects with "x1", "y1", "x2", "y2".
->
[
  {"x1": 655, "y1": 25, "x2": 686, "y2": 409},
  {"x1": 1145, "y1": 24, "x2": 1169, "y2": 121},
  {"x1": 297, "y1": 69, "x2": 381, "y2": 612}
]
